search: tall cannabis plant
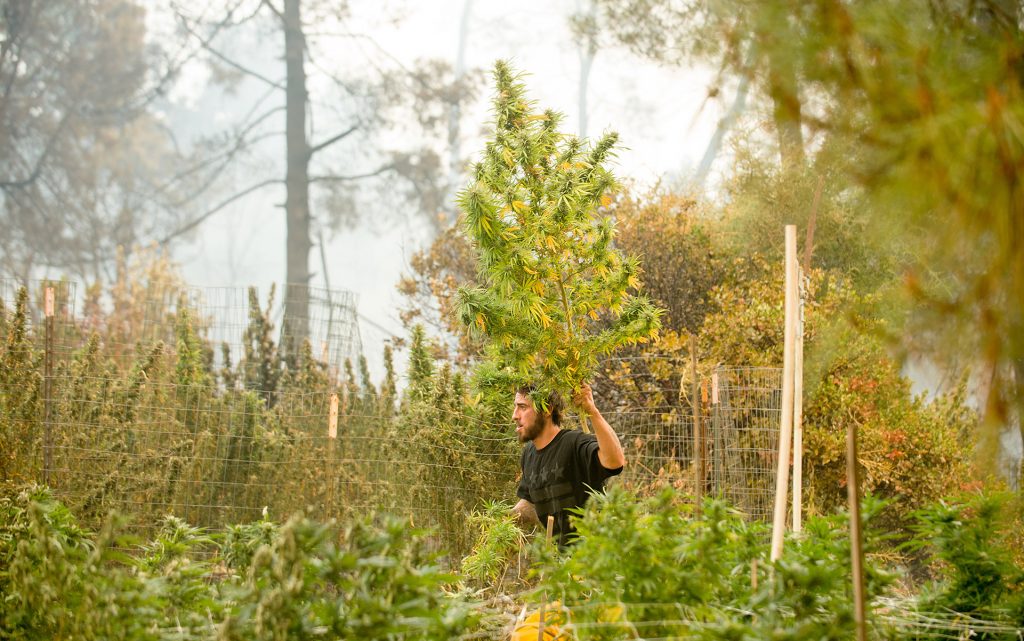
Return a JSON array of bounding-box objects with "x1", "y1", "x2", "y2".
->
[{"x1": 456, "y1": 61, "x2": 663, "y2": 414}]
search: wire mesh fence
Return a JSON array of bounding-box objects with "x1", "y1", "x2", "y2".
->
[
  {"x1": 710, "y1": 367, "x2": 784, "y2": 521},
  {"x1": 6, "y1": 280, "x2": 1022, "y2": 641},
  {"x1": 2, "y1": 279, "x2": 786, "y2": 547}
]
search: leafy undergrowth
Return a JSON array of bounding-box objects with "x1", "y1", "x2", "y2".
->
[
  {"x1": 2, "y1": 484, "x2": 1022, "y2": 640},
  {"x1": 0, "y1": 484, "x2": 495, "y2": 641},
  {"x1": 523, "y1": 486, "x2": 1024, "y2": 641}
]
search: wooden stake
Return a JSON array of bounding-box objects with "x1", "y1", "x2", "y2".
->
[
  {"x1": 794, "y1": 178, "x2": 821, "y2": 532},
  {"x1": 848, "y1": 420, "x2": 868, "y2": 641},
  {"x1": 537, "y1": 515, "x2": 556, "y2": 641},
  {"x1": 780, "y1": 177, "x2": 821, "y2": 532},
  {"x1": 328, "y1": 393, "x2": 339, "y2": 439},
  {"x1": 43, "y1": 287, "x2": 55, "y2": 485},
  {"x1": 690, "y1": 334, "x2": 703, "y2": 517},
  {"x1": 770, "y1": 226, "x2": 798, "y2": 562},
  {"x1": 327, "y1": 393, "x2": 339, "y2": 514},
  {"x1": 711, "y1": 372, "x2": 719, "y2": 405}
]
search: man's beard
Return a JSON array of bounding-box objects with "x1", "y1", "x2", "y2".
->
[{"x1": 519, "y1": 413, "x2": 545, "y2": 443}]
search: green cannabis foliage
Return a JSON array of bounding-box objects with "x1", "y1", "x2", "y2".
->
[
  {"x1": 0, "y1": 288, "x2": 41, "y2": 482},
  {"x1": 460, "y1": 499, "x2": 525, "y2": 590},
  {"x1": 904, "y1": 494, "x2": 1024, "y2": 638},
  {"x1": 527, "y1": 486, "x2": 1024, "y2": 641},
  {"x1": 395, "y1": 326, "x2": 519, "y2": 558},
  {"x1": 456, "y1": 61, "x2": 663, "y2": 404},
  {"x1": 0, "y1": 485, "x2": 486, "y2": 641}
]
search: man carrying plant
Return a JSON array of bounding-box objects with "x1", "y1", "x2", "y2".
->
[{"x1": 512, "y1": 382, "x2": 625, "y2": 547}]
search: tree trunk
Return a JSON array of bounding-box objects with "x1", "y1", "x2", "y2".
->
[
  {"x1": 767, "y1": 51, "x2": 805, "y2": 171},
  {"x1": 693, "y1": 73, "x2": 749, "y2": 187},
  {"x1": 578, "y1": 40, "x2": 595, "y2": 139},
  {"x1": 576, "y1": 0, "x2": 598, "y2": 139},
  {"x1": 283, "y1": 0, "x2": 311, "y2": 354},
  {"x1": 445, "y1": 0, "x2": 474, "y2": 220}
]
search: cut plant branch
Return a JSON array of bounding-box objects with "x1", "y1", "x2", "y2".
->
[{"x1": 456, "y1": 61, "x2": 663, "y2": 422}]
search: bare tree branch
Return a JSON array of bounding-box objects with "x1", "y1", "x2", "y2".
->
[
  {"x1": 120, "y1": 0, "x2": 255, "y2": 116},
  {"x1": 261, "y1": 0, "x2": 285, "y2": 23},
  {"x1": 159, "y1": 178, "x2": 282, "y2": 245},
  {"x1": 206, "y1": 42, "x2": 285, "y2": 90},
  {"x1": 308, "y1": 164, "x2": 395, "y2": 183},
  {"x1": 154, "y1": 104, "x2": 285, "y2": 199},
  {"x1": 175, "y1": 8, "x2": 285, "y2": 90},
  {"x1": 0, "y1": 113, "x2": 71, "y2": 189},
  {"x1": 308, "y1": 124, "x2": 359, "y2": 157}
]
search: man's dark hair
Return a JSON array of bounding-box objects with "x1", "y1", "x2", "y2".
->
[{"x1": 515, "y1": 384, "x2": 564, "y2": 426}]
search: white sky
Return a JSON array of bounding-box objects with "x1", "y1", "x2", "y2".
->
[{"x1": 154, "y1": 0, "x2": 728, "y2": 382}]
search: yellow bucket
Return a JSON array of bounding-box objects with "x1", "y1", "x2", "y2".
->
[{"x1": 511, "y1": 602, "x2": 571, "y2": 641}]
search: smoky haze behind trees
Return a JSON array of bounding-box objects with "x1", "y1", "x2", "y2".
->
[{"x1": 0, "y1": 0, "x2": 189, "y2": 284}]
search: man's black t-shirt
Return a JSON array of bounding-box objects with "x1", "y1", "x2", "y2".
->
[{"x1": 516, "y1": 429, "x2": 623, "y2": 546}]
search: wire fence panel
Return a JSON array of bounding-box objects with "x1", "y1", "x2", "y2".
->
[
  {"x1": 3, "y1": 280, "x2": 785, "y2": 551},
  {"x1": 710, "y1": 367, "x2": 783, "y2": 521}
]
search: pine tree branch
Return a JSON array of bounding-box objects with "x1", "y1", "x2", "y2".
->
[{"x1": 174, "y1": 7, "x2": 284, "y2": 90}]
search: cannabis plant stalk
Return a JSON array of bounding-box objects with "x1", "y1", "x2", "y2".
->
[{"x1": 456, "y1": 61, "x2": 663, "y2": 425}]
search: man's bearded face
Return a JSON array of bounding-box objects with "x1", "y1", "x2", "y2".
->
[
  {"x1": 519, "y1": 409, "x2": 545, "y2": 443},
  {"x1": 513, "y1": 392, "x2": 546, "y2": 443}
]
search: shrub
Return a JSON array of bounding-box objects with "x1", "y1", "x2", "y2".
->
[{"x1": 803, "y1": 334, "x2": 975, "y2": 528}]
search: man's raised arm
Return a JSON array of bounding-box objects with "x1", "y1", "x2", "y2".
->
[{"x1": 574, "y1": 383, "x2": 625, "y2": 469}]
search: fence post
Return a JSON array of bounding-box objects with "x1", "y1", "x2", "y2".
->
[
  {"x1": 770, "y1": 226, "x2": 798, "y2": 562},
  {"x1": 690, "y1": 334, "x2": 703, "y2": 517},
  {"x1": 43, "y1": 287, "x2": 55, "y2": 486},
  {"x1": 848, "y1": 420, "x2": 868, "y2": 641},
  {"x1": 327, "y1": 393, "x2": 338, "y2": 514}
]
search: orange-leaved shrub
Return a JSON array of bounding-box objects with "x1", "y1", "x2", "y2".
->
[{"x1": 803, "y1": 333, "x2": 975, "y2": 526}]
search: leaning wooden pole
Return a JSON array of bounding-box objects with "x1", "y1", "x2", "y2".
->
[
  {"x1": 770, "y1": 226, "x2": 798, "y2": 562},
  {"x1": 792, "y1": 273, "x2": 806, "y2": 533},
  {"x1": 793, "y1": 178, "x2": 821, "y2": 534},
  {"x1": 848, "y1": 420, "x2": 868, "y2": 641}
]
